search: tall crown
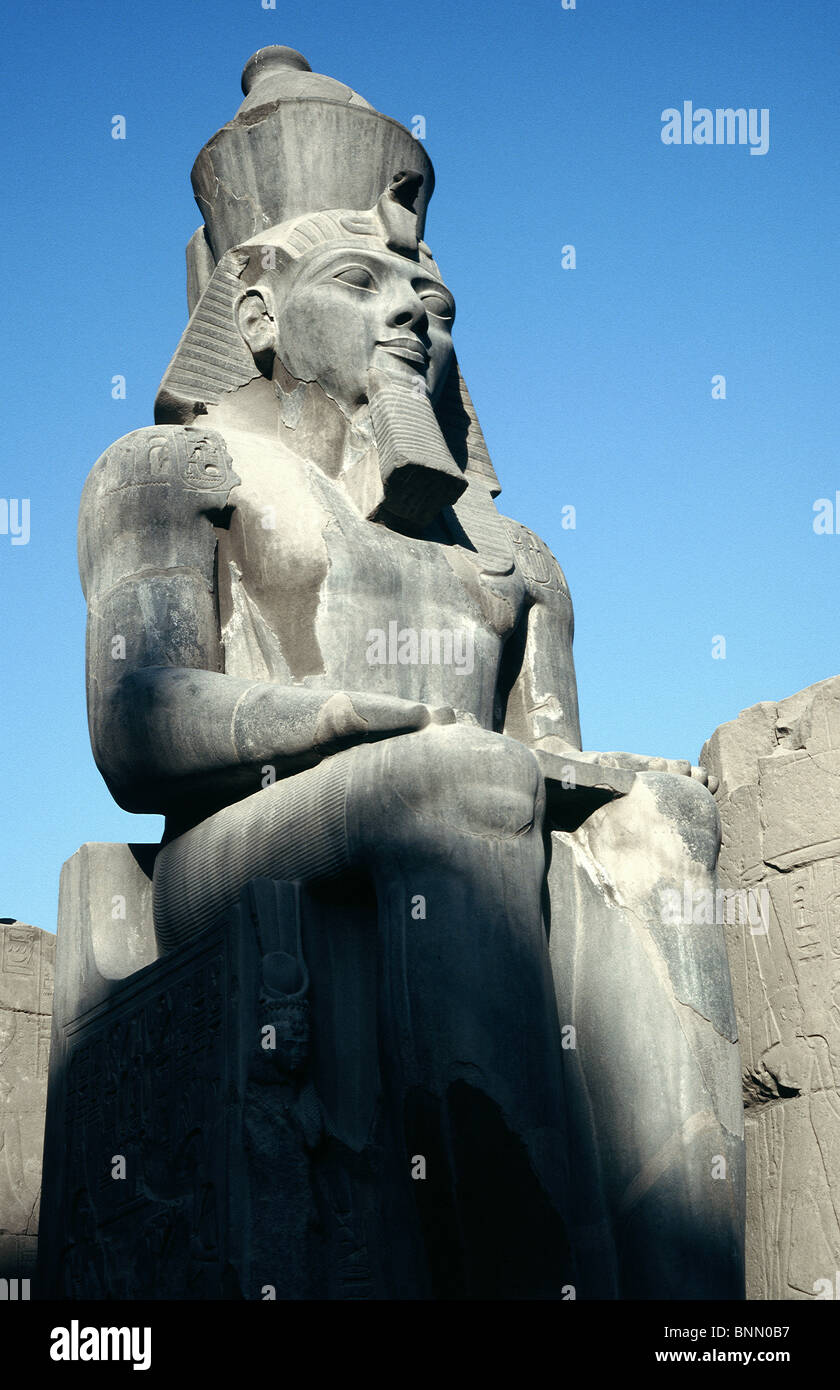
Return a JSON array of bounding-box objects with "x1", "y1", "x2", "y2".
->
[{"x1": 190, "y1": 46, "x2": 435, "y2": 273}]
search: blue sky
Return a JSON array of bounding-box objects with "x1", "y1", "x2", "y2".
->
[{"x1": 1, "y1": 0, "x2": 838, "y2": 932}]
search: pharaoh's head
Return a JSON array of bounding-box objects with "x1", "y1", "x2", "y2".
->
[
  {"x1": 225, "y1": 172, "x2": 466, "y2": 523},
  {"x1": 156, "y1": 52, "x2": 501, "y2": 522},
  {"x1": 233, "y1": 170, "x2": 456, "y2": 414},
  {"x1": 157, "y1": 170, "x2": 496, "y2": 525},
  {"x1": 234, "y1": 170, "x2": 456, "y2": 413}
]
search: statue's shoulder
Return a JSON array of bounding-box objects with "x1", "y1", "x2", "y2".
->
[
  {"x1": 499, "y1": 515, "x2": 571, "y2": 599},
  {"x1": 79, "y1": 425, "x2": 240, "y2": 594},
  {"x1": 81, "y1": 424, "x2": 239, "y2": 514}
]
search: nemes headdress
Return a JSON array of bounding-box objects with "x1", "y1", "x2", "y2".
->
[{"x1": 155, "y1": 46, "x2": 501, "y2": 506}]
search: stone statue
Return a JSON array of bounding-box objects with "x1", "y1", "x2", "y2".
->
[{"x1": 66, "y1": 47, "x2": 744, "y2": 1298}]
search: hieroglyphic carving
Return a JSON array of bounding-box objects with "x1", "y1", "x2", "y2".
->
[
  {"x1": 54, "y1": 936, "x2": 228, "y2": 1299},
  {"x1": 702, "y1": 676, "x2": 840, "y2": 1299},
  {"x1": 2, "y1": 927, "x2": 35, "y2": 977},
  {"x1": 505, "y1": 520, "x2": 570, "y2": 595},
  {"x1": 0, "y1": 922, "x2": 55, "y2": 1282},
  {"x1": 90, "y1": 425, "x2": 238, "y2": 498},
  {"x1": 42, "y1": 873, "x2": 333, "y2": 1300}
]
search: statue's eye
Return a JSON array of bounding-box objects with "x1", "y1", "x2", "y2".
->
[
  {"x1": 420, "y1": 291, "x2": 454, "y2": 321},
  {"x1": 333, "y1": 265, "x2": 377, "y2": 291}
]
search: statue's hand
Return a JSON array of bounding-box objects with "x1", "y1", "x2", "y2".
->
[
  {"x1": 313, "y1": 691, "x2": 456, "y2": 751},
  {"x1": 586, "y1": 752, "x2": 719, "y2": 794},
  {"x1": 534, "y1": 738, "x2": 719, "y2": 793}
]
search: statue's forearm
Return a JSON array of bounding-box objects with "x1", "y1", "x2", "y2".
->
[
  {"x1": 93, "y1": 666, "x2": 434, "y2": 812},
  {"x1": 503, "y1": 589, "x2": 582, "y2": 752}
]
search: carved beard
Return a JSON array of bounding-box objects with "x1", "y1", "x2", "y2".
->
[{"x1": 367, "y1": 368, "x2": 467, "y2": 527}]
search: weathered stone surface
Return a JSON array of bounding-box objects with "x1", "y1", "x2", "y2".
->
[
  {"x1": 548, "y1": 771, "x2": 745, "y2": 1298},
  {"x1": 190, "y1": 46, "x2": 433, "y2": 266},
  {"x1": 40, "y1": 47, "x2": 745, "y2": 1299},
  {"x1": 40, "y1": 867, "x2": 251, "y2": 1300},
  {"x1": 0, "y1": 921, "x2": 54, "y2": 1283},
  {"x1": 702, "y1": 675, "x2": 840, "y2": 1299}
]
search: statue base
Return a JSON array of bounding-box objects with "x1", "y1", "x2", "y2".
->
[{"x1": 38, "y1": 844, "x2": 419, "y2": 1299}]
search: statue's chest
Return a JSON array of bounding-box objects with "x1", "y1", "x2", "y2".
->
[{"x1": 218, "y1": 450, "x2": 527, "y2": 683}]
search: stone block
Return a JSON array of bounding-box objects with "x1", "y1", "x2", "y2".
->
[
  {"x1": 0, "y1": 921, "x2": 55, "y2": 1285},
  {"x1": 704, "y1": 675, "x2": 840, "y2": 1299}
]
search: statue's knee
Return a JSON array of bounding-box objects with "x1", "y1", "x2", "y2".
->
[
  {"x1": 381, "y1": 725, "x2": 544, "y2": 839},
  {"x1": 636, "y1": 771, "x2": 721, "y2": 870}
]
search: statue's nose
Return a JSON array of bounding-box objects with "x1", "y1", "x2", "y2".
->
[{"x1": 388, "y1": 289, "x2": 428, "y2": 335}]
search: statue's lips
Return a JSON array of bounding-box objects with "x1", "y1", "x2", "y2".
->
[{"x1": 375, "y1": 337, "x2": 429, "y2": 367}]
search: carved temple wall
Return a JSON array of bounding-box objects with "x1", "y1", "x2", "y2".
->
[
  {"x1": 702, "y1": 676, "x2": 840, "y2": 1299},
  {"x1": 0, "y1": 921, "x2": 54, "y2": 1286}
]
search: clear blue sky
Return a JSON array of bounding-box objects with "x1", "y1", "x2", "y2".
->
[{"x1": 1, "y1": 0, "x2": 838, "y2": 932}]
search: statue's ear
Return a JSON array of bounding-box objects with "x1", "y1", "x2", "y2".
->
[{"x1": 235, "y1": 288, "x2": 276, "y2": 369}]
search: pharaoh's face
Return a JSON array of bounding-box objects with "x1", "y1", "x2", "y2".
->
[{"x1": 246, "y1": 243, "x2": 456, "y2": 410}]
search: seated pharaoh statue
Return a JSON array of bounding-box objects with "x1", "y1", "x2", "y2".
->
[{"x1": 70, "y1": 48, "x2": 745, "y2": 1299}]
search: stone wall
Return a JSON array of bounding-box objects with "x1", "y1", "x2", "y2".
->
[
  {"x1": 0, "y1": 920, "x2": 54, "y2": 1284},
  {"x1": 702, "y1": 677, "x2": 840, "y2": 1299}
]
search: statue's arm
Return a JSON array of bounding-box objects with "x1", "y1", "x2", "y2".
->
[
  {"x1": 498, "y1": 517, "x2": 713, "y2": 785},
  {"x1": 80, "y1": 426, "x2": 444, "y2": 818},
  {"x1": 498, "y1": 519, "x2": 583, "y2": 752}
]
